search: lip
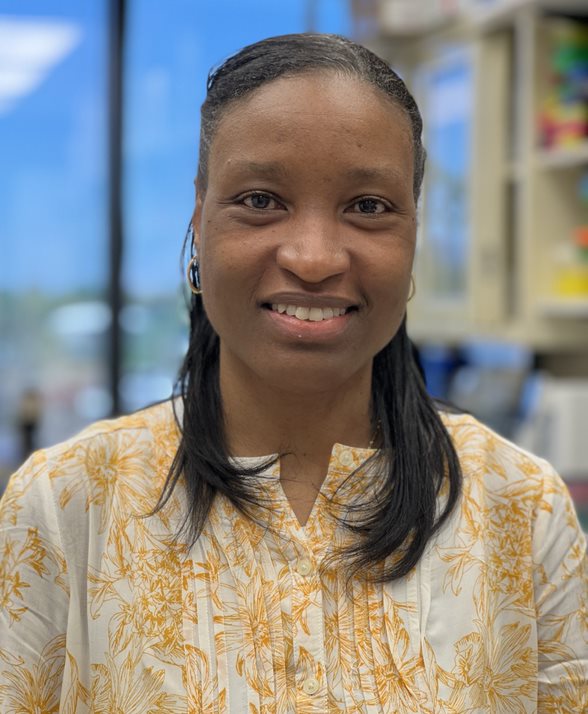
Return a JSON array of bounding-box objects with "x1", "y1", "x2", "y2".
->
[
  {"x1": 263, "y1": 303, "x2": 355, "y2": 342},
  {"x1": 260, "y1": 292, "x2": 358, "y2": 310}
]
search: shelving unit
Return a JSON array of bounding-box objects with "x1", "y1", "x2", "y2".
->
[
  {"x1": 364, "y1": 0, "x2": 588, "y2": 349},
  {"x1": 538, "y1": 297, "x2": 588, "y2": 318},
  {"x1": 465, "y1": 0, "x2": 588, "y2": 31},
  {"x1": 535, "y1": 142, "x2": 588, "y2": 170}
]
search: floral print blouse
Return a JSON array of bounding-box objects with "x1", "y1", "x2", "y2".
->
[{"x1": 0, "y1": 400, "x2": 586, "y2": 713}]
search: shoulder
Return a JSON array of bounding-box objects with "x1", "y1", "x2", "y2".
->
[
  {"x1": 438, "y1": 411, "x2": 584, "y2": 551},
  {"x1": 36, "y1": 398, "x2": 177, "y2": 476},
  {"x1": 440, "y1": 410, "x2": 563, "y2": 491},
  {"x1": 1, "y1": 400, "x2": 180, "y2": 531},
  {"x1": 49, "y1": 397, "x2": 179, "y2": 457}
]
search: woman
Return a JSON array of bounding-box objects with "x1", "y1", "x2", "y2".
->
[{"x1": 0, "y1": 33, "x2": 585, "y2": 713}]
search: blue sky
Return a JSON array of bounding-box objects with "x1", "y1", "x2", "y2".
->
[{"x1": 0, "y1": 0, "x2": 352, "y2": 296}]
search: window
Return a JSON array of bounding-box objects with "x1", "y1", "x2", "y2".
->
[
  {"x1": 0, "y1": 3, "x2": 109, "y2": 474},
  {"x1": 415, "y1": 49, "x2": 474, "y2": 303}
]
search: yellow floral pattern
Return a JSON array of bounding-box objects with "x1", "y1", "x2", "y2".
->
[{"x1": 0, "y1": 401, "x2": 586, "y2": 712}]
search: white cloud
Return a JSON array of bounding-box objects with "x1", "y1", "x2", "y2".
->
[{"x1": 0, "y1": 16, "x2": 81, "y2": 115}]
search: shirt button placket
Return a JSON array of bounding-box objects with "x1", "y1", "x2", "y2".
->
[{"x1": 293, "y1": 551, "x2": 325, "y2": 709}]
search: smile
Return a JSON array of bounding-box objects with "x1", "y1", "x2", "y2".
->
[{"x1": 270, "y1": 304, "x2": 348, "y2": 321}]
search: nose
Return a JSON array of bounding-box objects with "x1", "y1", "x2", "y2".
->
[{"x1": 275, "y1": 212, "x2": 350, "y2": 284}]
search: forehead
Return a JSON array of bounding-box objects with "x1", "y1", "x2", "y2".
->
[{"x1": 207, "y1": 72, "x2": 414, "y2": 184}]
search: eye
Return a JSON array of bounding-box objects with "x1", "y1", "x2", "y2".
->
[
  {"x1": 348, "y1": 197, "x2": 390, "y2": 215},
  {"x1": 241, "y1": 192, "x2": 284, "y2": 210}
]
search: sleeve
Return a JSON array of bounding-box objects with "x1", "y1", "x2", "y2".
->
[
  {"x1": 532, "y1": 465, "x2": 588, "y2": 712},
  {"x1": 0, "y1": 450, "x2": 70, "y2": 712}
]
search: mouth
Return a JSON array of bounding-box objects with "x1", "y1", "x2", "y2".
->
[{"x1": 264, "y1": 303, "x2": 358, "y2": 322}]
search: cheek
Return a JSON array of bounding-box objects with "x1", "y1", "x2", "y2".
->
[
  {"x1": 370, "y1": 282, "x2": 410, "y2": 353},
  {"x1": 365, "y1": 248, "x2": 413, "y2": 340},
  {"x1": 199, "y1": 229, "x2": 242, "y2": 290},
  {"x1": 369, "y1": 243, "x2": 415, "y2": 295},
  {"x1": 199, "y1": 245, "x2": 259, "y2": 337},
  {"x1": 198, "y1": 243, "x2": 231, "y2": 329}
]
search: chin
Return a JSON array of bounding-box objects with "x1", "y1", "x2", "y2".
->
[{"x1": 253, "y1": 351, "x2": 373, "y2": 396}]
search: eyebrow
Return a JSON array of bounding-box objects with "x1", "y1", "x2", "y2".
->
[
  {"x1": 229, "y1": 161, "x2": 289, "y2": 180},
  {"x1": 342, "y1": 166, "x2": 405, "y2": 184},
  {"x1": 228, "y1": 161, "x2": 406, "y2": 186}
]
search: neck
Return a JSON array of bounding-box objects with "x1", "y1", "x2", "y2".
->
[{"x1": 219, "y1": 352, "x2": 374, "y2": 462}]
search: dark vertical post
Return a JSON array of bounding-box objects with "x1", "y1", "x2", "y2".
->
[{"x1": 107, "y1": 0, "x2": 125, "y2": 415}]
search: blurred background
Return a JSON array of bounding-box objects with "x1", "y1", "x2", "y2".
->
[{"x1": 1, "y1": 0, "x2": 587, "y2": 526}]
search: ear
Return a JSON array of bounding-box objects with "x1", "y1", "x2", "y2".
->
[{"x1": 191, "y1": 185, "x2": 203, "y2": 253}]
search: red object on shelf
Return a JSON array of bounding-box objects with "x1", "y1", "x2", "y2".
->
[{"x1": 575, "y1": 226, "x2": 588, "y2": 248}]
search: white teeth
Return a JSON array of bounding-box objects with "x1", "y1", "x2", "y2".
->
[{"x1": 270, "y1": 304, "x2": 349, "y2": 321}]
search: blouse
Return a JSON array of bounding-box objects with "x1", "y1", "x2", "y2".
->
[{"x1": 0, "y1": 400, "x2": 586, "y2": 713}]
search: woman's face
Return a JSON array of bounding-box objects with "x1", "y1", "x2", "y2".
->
[{"x1": 194, "y1": 72, "x2": 417, "y2": 395}]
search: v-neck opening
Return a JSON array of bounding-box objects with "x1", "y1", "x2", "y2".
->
[{"x1": 229, "y1": 443, "x2": 380, "y2": 540}]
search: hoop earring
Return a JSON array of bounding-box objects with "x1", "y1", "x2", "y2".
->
[
  {"x1": 407, "y1": 275, "x2": 416, "y2": 302},
  {"x1": 185, "y1": 220, "x2": 202, "y2": 295},
  {"x1": 187, "y1": 254, "x2": 202, "y2": 295}
]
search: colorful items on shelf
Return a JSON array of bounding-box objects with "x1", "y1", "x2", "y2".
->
[
  {"x1": 553, "y1": 171, "x2": 588, "y2": 298},
  {"x1": 538, "y1": 18, "x2": 588, "y2": 149},
  {"x1": 576, "y1": 171, "x2": 588, "y2": 264},
  {"x1": 576, "y1": 226, "x2": 588, "y2": 260}
]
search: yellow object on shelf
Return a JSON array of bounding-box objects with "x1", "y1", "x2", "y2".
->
[{"x1": 553, "y1": 264, "x2": 588, "y2": 297}]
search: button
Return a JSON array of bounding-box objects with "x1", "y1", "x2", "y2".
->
[
  {"x1": 302, "y1": 677, "x2": 320, "y2": 695},
  {"x1": 339, "y1": 449, "x2": 354, "y2": 466},
  {"x1": 296, "y1": 558, "x2": 313, "y2": 576}
]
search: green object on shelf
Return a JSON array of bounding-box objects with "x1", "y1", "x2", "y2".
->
[{"x1": 578, "y1": 172, "x2": 588, "y2": 203}]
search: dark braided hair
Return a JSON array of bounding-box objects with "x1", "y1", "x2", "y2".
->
[{"x1": 154, "y1": 33, "x2": 461, "y2": 582}]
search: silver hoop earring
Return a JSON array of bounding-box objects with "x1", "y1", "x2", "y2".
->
[
  {"x1": 186, "y1": 222, "x2": 202, "y2": 295},
  {"x1": 187, "y1": 254, "x2": 202, "y2": 295}
]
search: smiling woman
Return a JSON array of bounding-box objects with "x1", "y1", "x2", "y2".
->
[
  {"x1": 0, "y1": 32, "x2": 586, "y2": 714},
  {"x1": 184, "y1": 68, "x2": 424, "y2": 533}
]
